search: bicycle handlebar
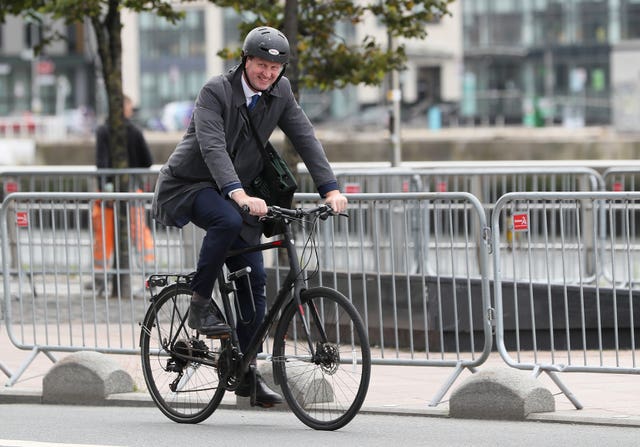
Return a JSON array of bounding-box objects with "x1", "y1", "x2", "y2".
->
[
  {"x1": 265, "y1": 204, "x2": 347, "y2": 221},
  {"x1": 240, "y1": 203, "x2": 347, "y2": 221}
]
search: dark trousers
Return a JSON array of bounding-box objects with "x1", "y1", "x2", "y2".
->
[{"x1": 189, "y1": 188, "x2": 266, "y2": 353}]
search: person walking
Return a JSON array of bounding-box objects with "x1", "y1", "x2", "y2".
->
[
  {"x1": 89, "y1": 95, "x2": 154, "y2": 295},
  {"x1": 152, "y1": 26, "x2": 347, "y2": 407}
]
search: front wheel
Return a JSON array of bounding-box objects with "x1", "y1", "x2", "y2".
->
[
  {"x1": 272, "y1": 287, "x2": 371, "y2": 431},
  {"x1": 140, "y1": 283, "x2": 226, "y2": 423}
]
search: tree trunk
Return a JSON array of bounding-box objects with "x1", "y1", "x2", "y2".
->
[{"x1": 91, "y1": 2, "x2": 130, "y2": 297}]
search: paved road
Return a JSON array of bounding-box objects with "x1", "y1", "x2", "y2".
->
[{"x1": 2, "y1": 404, "x2": 640, "y2": 447}]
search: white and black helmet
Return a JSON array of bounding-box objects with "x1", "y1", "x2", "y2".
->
[{"x1": 242, "y1": 26, "x2": 290, "y2": 65}]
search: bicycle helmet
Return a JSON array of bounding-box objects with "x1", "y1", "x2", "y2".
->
[{"x1": 242, "y1": 26, "x2": 290, "y2": 65}]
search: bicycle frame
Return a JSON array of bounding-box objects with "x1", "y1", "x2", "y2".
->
[{"x1": 220, "y1": 215, "x2": 320, "y2": 380}]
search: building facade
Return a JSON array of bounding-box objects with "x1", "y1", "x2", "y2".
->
[
  {"x1": 1, "y1": 3, "x2": 461, "y2": 131},
  {"x1": 0, "y1": 15, "x2": 96, "y2": 118},
  {"x1": 462, "y1": 0, "x2": 640, "y2": 126},
  {"x1": 121, "y1": 2, "x2": 462, "y2": 129}
]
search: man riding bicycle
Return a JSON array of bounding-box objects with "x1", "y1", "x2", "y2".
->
[{"x1": 152, "y1": 25, "x2": 347, "y2": 407}]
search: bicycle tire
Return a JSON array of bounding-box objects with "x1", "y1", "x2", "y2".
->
[
  {"x1": 140, "y1": 283, "x2": 226, "y2": 424},
  {"x1": 272, "y1": 286, "x2": 371, "y2": 430}
]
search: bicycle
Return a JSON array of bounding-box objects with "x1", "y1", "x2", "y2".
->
[{"x1": 139, "y1": 204, "x2": 371, "y2": 431}]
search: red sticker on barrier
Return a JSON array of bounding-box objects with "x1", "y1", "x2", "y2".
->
[
  {"x1": 344, "y1": 183, "x2": 361, "y2": 194},
  {"x1": 613, "y1": 182, "x2": 623, "y2": 192},
  {"x1": 16, "y1": 211, "x2": 28, "y2": 227},
  {"x1": 4, "y1": 181, "x2": 18, "y2": 194},
  {"x1": 512, "y1": 213, "x2": 529, "y2": 232},
  {"x1": 436, "y1": 181, "x2": 447, "y2": 192}
]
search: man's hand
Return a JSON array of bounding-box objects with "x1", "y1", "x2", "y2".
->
[
  {"x1": 324, "y1": 190, "x2": 348, "y2": 214},
  {"x1": 231, "y1": 189, "x2": 268, "y2": 216}
]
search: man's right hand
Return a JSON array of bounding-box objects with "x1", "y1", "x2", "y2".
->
[{"x1": 231, "y1": 189, "x2": 268, "y2": 216}]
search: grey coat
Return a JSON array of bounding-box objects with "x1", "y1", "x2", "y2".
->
[{"x1": 152, "y1": 65, "x2": 337, "y2": 239}]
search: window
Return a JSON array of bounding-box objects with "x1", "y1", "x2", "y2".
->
[
  {"x1": 138, "y1": 9, "x2": 207, "y2": 113},
  {"x1": 622, "y1": 0, "x2": 640, "y2": 39},
  {"x1": 577, "y1": 1, "x2": 608, "y2": 43}
]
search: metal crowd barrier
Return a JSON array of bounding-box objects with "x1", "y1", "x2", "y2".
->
[
  {"x1": 0, "y1": 166, "x2": 160, "y2": 199},
  {"x1": 1, "y1": 191, "x2": 493, "y2": 406},
  {"x1": 603, "y1": 167, "x2": 640, "y2": 192},
  {"x1": 491, "y1": 192, "x2": 640, "y2": 409},
  {"x1": 299, "y1": 165, "x2": 605, "y2": 206}
]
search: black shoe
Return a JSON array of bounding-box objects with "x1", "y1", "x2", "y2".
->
[
  {"x1": 187, "y1": 298, "x2": 231, "y2": 336},
  {"x1": 235, "y1": 371, "x2": 284, "y2": 407}
]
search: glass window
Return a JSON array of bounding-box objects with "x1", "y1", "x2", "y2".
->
[
  {"x1": 622, "y1": 0, "x2": 640, "y2": 39},
  {"x1": 138, "y1": 9, "x2": 207, "y2": 115},
  {"x1": 577, "y1": 1, "x2": 608, "y2": 43},
  {"x1": 533, "y1": 2, "x2": 566, "y2": 45},
  {"x1": 490, "y1": 12, "x2": 523, "y2": 46}
]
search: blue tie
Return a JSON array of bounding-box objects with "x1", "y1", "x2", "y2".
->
[{"x1": 248, "y1": 94, "x2": 260, "y2": 111}]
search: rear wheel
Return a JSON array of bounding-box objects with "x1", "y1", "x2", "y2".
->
[
  {"x1": 273, "y1": 287, "x2": 371, "y2": 430},
  {"x1": 140, "y1": 283, "x2": 226, "y2": 423}
]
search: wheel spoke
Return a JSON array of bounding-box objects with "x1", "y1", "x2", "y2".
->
[
  {"x1": 140, "y1": 283, "x2": 225, "y2": 423},
  {"x1": 273, "y1": 287, "x2": 371, "y2": 431}
]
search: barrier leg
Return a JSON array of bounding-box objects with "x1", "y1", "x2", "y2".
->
[
  {"x1": 0, "y1": 361, "x2": 11, "y2": 379},
  {"x1": 544, "y1": 370, "x2": 583, "y2": 410},
  {"x1": 428, "y1": 363, "x2": 477, "y2": 407},
  {"x1": 5, "y1": 346, "x2": 57, "y2": 387}
]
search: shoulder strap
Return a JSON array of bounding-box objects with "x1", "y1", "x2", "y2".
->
[{"x1": 245, "y1": 109, "x2": 273, "y2": 161}]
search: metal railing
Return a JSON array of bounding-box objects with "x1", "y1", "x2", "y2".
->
[
  {"x1": 491, "y1": 191, "x2": 640, "y2": 409},
  {"x1": 603, "y1": 167, "x2": 640, "y2": 192},
  {"x1": 1, "y1": 191, "x2": 493, "y2": 406},
  {"x1": 0, "y1": 166, "x2": 160, "y2": 200},
  {"x1": 299, "y1": 165, "x2": 605, "y2": 203}
]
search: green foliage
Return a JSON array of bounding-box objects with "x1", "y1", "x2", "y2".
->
[
  {"x1": 0, "y1": 0, "x2": 187, "y2": 172},
  {"x1": 1, "y1": 0, "x2": 455, "y2": 96},
  {"x1": 212, "y1": 0, "x2": 454, "y2": 90}
]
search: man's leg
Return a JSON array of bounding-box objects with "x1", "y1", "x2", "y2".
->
[
  {"x1": 225, "y1": 238, "x2": 267, "y2": 352},
  {"x1": 226, "y1": 238, "x2": 283, "y2": 406},
  {"x1": 187, "y1": 188, "x2": 241, "y2": 335}
]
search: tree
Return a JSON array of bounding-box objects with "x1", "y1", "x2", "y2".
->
[
  {"x1": 216, "y1": 1, "x2": 454, "y2": 94},
  {"x1": 2, "y1": 1, "x2": 453, "y2": 280},
  {"x1": 0, "y1": 1, "x2": 184, "y2": 174},
  {"x1": 1, "y1": 1, "x2": 185, "y2": 296},
  {"x1": 213, "y1": 0, "x2": 454, "y2": 169},
  {"x1": 1, "y1": 0, "x2": 453, "y2": 167}
]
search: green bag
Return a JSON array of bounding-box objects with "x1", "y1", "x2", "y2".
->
[
  {"x1": 249, "y1": 141, "x2": 297, "y2": 208},
  {"x1": 248, "y1": 142, "x2": 297, "y2": 237},
  {"x1": 244, "y1": 98, "x2": 299, "y2": 238}
]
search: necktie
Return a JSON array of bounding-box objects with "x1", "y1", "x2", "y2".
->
[{"x1": 248, "y1": 94, "x2": 260, "y2": 111}]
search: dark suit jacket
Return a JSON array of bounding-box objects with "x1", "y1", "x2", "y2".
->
[
  {"x1": 95, "y1": 119, "x2": 153, "y2": 189},
  {"x1": 152, "y1": 65, "x2": 338, "y2": 240}
]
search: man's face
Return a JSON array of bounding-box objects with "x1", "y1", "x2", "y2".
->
[
  {"x1": 244, "y1": 56, "x2": 283, "y2": 92},
  {"x1": 123, "y1": 98, "x2": 134, "y2": 119}
]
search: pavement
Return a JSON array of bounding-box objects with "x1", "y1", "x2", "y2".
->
[{"x1": 2, "y1": 324, "x2": 640, "y2": 428}]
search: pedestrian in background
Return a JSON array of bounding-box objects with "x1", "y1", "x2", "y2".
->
[{"x1": 87, "y1": 95, "x2": 155, "y2": 296}]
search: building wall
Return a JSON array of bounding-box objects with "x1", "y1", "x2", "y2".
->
[
  {"x1": 461, "y1": 0, "x2": 640, "y2": 126},
  {"x1": 0, "y1": 15, "x2": 95, "y2": 119},
  {"x1": 611, "y1": 39, "x2": 640, "y2": 132}
]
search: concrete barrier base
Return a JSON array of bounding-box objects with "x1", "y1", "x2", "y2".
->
[
  {"x1": 449, "y1": 367, "x2": 555, "y2": 420},
  {"x1": 43, "y1": 351, "x2": 134, "y2": 405}
]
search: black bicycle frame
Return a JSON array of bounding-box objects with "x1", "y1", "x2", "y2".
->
[
  {"x1": 225, "y1": 219, "x2": 316, "y2": 372},
  {"x1": 146, "y1": 213, "x2": 325, "y2": 375}
]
